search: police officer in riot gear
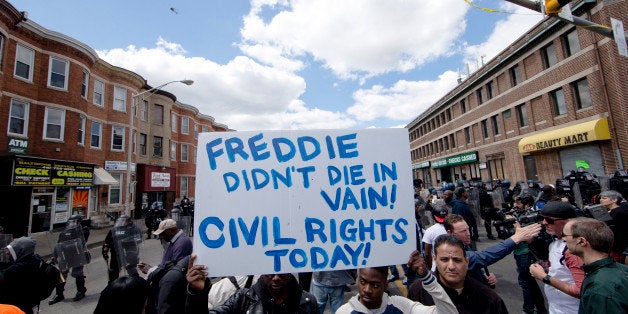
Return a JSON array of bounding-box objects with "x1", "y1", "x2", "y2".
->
[
  {"x1": 102, "y1": 215, "x2": 142, "y2": 282},
  {"x1": 49, "y1": 215, "x2": 90, "y2": 305}
]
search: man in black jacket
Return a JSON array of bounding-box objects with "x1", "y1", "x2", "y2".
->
[
  {"x1": 146, "y1": 255, "x2": 190, "y2": 314},
  {"x1": 185, "y1": 254, "x2": 318, "y2": 313},
  {"x1": 407, "y1": 234, "x2": 508, "y2": 314}
]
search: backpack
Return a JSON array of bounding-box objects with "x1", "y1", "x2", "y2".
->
[{"x1": 36, "y1": 255, "x2": 62, "y2": 301}]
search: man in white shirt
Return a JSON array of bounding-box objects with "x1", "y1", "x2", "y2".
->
[{"x1": 422, "y1": 200, "x2": 448, "y2": 271}]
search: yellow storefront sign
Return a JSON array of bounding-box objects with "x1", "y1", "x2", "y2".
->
[{"x1": 518, "y1": 118, "x2": 611, "y2": 153}]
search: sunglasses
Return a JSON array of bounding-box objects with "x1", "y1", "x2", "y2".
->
[{"x1": 542, "y1": 216, "x2": 567, "y2": 224}]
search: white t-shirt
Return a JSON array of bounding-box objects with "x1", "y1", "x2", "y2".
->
[
  {"x1": 545, "y1": 240, "x2": 579, "y2": 314},
  {"x1": 422, "y1": 223, "x2": 447, "y2": 271}
]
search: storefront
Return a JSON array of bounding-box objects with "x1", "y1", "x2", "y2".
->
[
  {"x1": 412, "y1": 161, "x2": 432, "y2": 187},
  {"x1": 431, "y1": 151, "x2": 479, "y2": 184},
  {"x1": 0, "y1": 156, "x2": 95, "y2": 236},
  {"x1": 135, "y1": 164, "x2": 177, "y2": 219},
  {"x1": 518, "y1": 118, "x2": 611, "y2": 179}
]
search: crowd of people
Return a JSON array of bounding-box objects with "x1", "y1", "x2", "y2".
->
[{"x1": 1, "y1": 176, "x2": 627, "y2": 314}]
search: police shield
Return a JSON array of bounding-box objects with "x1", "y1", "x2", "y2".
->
[
  {"x1": 113, "y1": 225, "x2": 143, "y2": 270},
  {"x1": 0, "y1": 234, "x2": 13, "y2": 264},
  {"x1": 177, "y1": 216, "x2": 192, "y2": 236},
  {"x1": 55, "y1": 237, "x2": 88, "y2": 271},
  {"x1": 491, "y1": 187, "x2": 505, "y2": 210},
  {"x1": 467, "y1": 188, "x2": 481, "y2": 220},
  {"x1": 572, "y1": 181, "x2": 584, "y2": 210}
]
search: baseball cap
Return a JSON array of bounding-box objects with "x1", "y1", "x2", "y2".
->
[
  {"x1": 153, "y1": 219, "x2": 178, "y2": 235},
  {"x1": 540, "y1": 201, "x2": 577, "y2": 219},
  {"x1": 432, "y1": 202, "x2": 448, "y2": 223}
]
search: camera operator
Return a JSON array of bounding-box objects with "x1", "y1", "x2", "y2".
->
[
  {"x1": 529, "y1": 201, "x2": 584, "y2": 314},
  {"x1": 510, "y1": 195, "x2": 547, "y2": 314}
]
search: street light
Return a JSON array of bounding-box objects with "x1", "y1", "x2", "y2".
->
[{"x1": 125, "y1": 79, "x2": 194, "y2": 216}]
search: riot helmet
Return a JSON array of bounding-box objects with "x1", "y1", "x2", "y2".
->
[
  {"x1": 115, "y1": 215, "x2": 133, "y2": 228},
  {"x1": 66, "y1": 214, "x2": 83, "y2": 228}
]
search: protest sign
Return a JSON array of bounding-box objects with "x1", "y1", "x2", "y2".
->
[{"x1": 193, "y1": 129, "x2": 414, "y2": 276}]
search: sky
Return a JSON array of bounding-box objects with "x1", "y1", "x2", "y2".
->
[{"x1": 11, "y1": 0, "x2": 544, "y2": 131}]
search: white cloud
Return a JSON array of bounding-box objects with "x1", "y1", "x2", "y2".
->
[
  {"x1": 241, "y1": 0, "x2": 469, "y2": 80},
  {"x1": 97, "y1": 38, "x2": 355, "y2": 131},
  {"x1": 347, "y1": 71, "x2": 460, "y2": 122}
]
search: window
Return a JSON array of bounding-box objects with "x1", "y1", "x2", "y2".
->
[
  {"x1": 111, "y1": 125, "x2": 125, "y2": 151},
  {"x1": 153, "y1": 136, "x2": 163, "y2": 157},
  {"x1": 194, "y1": 124, "x2": 198, "y2": 139},
  {"x1": 450, "y1": 134, "x2": 455, "y2": 148},
  {"x1": 486, "y1": 81, "x2": 494, "y2": 99},
  {"x1": 90, "y1": 121, "x2": 102, "y2": 148},
  {"x1": 153, "y1": 104, "x2": 164, "y2": 125},
  {"x1": 8, "y1": 99, "x2": 29, "y2": 136},
  {"x1": 113, "y1": 86, "x2": 127, "y2": 112},
  {"x1": 132, "y1": 131, "x2": 137, "y2": 154},
  {"x1": 78, "y1": 115, "x2": 86, "y2": 145},
  {"x1": 476, "y1": 88, "x2": 484, "y2": 105},
  {"x1": 572, "y1": 79, "x2": 592, "y2": 109},
  {"x1": 445, "y1": 109, "x2": 451, "y2": 121},
  {"x1": 481, "y1": 120, "x2": 489, "y2": 139},
  {"x1": 140, "y1": 100, "x2": 148, "y2": 121},
  {"x1": 93, "y1": 79, "x2": 105, "y2": 106},
  {"x1": 444, "y1": 137, "x2": 449, "y2": 150},
  {"x1": 516, "y1": 104, "x2": 528, "y2": 127},
  {"x1": 503, "y1": 109, "x2": 511, "y2": 119},
  {"x1": 460, "y1": 99, "x2": 466, "y2": 113},
  {"x1": 171, "y1": 113, "x2": 177, "y2": 132},
  {"x1": 108, "y1": 173, "x2": 122, "y2": 205},
  {"x1": 43, "y1": 107, "x2": 65, "y2": 140},
  {"x1": 202, "y1": 125, "x2": 209, "y2": 132},
  {"x1": 550, "y1": 88, "x2": 567, "y2": 116},
  {"x1": 563, "y1": 29, "x2": 581, "y2": 57},
  {"x1": 81, "y1": 70, "x2": 89, "y2": 99},
  {"x1": 14, "y1": 44, "x2": 34, "y2": 81},
  {"x1": 48, "y1": 57, "x2": 69, "y2": 89},
  {"x1": 170, "y1": 141, "x2": 177, "y2": 160},
  {"x1": 180, "y1": 177, "x2": 188, "y2": 198},
  {"x1": 181, "y1": 144, "x2": 189, "y2": 162},
  {"x1": 139, "y1": 133, "x2": 147, "y2": 155},
  {"x1": 464, "y1": 127, "x2": 471, "y2": 144},
  {"x1": 491, "y1": 115, "x2": 500, "y2": 135},
  {"x1": 0, "y1": 34, "x2": 5, "y2": 68},
  {"x1": 541, "y1": 42, "x2": 558, "y2": 69},
  {"x1": 509, "y1": 65, "x2": 521, "y2": 87},
  {"x1": 181, "y1": 117, "x2": 189, "y2": 134}
]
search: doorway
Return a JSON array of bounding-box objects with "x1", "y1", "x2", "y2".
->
[{"x1": 31, "y1": 193, "x2": 53, "y2": 233}]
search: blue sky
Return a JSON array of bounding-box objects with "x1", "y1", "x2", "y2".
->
[{"x1": 11, "y1": 0, "x2": 543, "y2": 131}]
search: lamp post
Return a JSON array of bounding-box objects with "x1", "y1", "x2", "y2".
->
[{"x1": 125, "y1": 79, "x2": 194, "y2": 216}]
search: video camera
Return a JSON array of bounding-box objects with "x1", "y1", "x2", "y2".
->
[{"x1": 493, "y1": 210, "x2": 543, "y2": 240}]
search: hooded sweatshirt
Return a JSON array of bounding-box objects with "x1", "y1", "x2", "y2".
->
[{"x1": 0, "y1": 237, "x2": 40, "y2": 314}]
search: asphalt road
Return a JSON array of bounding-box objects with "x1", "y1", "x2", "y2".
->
[{"x1": 35, "y1": 226, "x2": 542, "y2": 313}]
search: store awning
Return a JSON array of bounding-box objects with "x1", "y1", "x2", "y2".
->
[
  {"x1": 518, "y1": 118, "x2": 611, "y2": 154},
  {"x1": 93, "y1": 167, "x2": 118, "y2": 185}
]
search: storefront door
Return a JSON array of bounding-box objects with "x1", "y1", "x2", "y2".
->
[{"x1": 31, "y1": 193, "x2": 54, "y2": 233}]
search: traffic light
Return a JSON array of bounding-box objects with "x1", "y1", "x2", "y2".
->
[{"x1": 545, "y1": 0, "x2": 571, "y2": 14}]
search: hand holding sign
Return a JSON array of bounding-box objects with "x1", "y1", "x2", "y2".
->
[{"x1": 186, "y1": 253, "x2": 208, "y2": 292}]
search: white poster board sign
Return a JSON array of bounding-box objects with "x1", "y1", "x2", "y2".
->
[
  {"x1": 193, "y1": 129, "x2": 415, "y2": 276},
  {"x1": 151, "y1": 172, "x2": 170, "y2": 187}
]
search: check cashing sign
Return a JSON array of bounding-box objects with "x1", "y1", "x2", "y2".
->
[{"x1": 193, "y1": 129, "x2": 415, "y2": 276}]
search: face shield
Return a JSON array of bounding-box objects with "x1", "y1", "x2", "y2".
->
[{"x1": 115, "y1": 215, "x2": 132, "y2": 228}]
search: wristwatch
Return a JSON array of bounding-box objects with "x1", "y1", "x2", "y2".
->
[{"x1": 542, "y1": 274, "x2": 552, "y2": 284}]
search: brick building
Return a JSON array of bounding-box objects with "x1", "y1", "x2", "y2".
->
[
  {"x1": 407, "y1": 0, "x2": 626, "y2": 188},
  {"x1": 0, "y1": 0, "x2": 229, "y2": 236}
]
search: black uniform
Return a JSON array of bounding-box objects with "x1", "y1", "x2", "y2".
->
[
  {"x1": 102, "y1": 216, "x2": 141, "y2": 282},
  {"x1": 49, "y1": 216, "x2": 90, "y2": 304}
]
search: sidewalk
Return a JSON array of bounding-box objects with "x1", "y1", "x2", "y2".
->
[{"x1": 31, "y1": 219, "x2": 147, "y2": 259}]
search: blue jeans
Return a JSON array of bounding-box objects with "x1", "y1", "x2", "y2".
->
[
  {"x1": 514, "y1": 253, "x2": 547, "y2": 314},
  {"x1": 310, "y1": 281, "x2": 345, "y2": 314}
]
